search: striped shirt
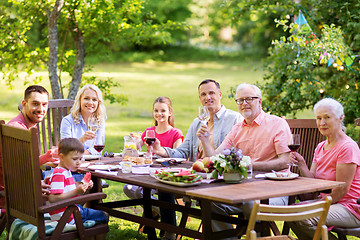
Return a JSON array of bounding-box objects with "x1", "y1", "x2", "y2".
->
[{"x1": 48, "y1": 167, "x2": 77, "y2": 223}]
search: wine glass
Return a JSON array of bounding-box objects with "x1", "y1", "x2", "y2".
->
[
  {"x1": 198, "y1": 106, "x2": 210, "y2": 136},
  {"x1": 288, "y1": 134, "x2": 300, "y2": 167},
  {"x1": 88, "y1": 117, "x2": 98, "y2": 132},
  {"x1": 94, "y1": 134, "x2": 105, "y2": 163},
  {"x1": 144, "y1": 130, "x2": 156, "y2": 160}
]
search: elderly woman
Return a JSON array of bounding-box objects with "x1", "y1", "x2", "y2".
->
[
  {"x1": 60, "y1": 84, "x2": 107, "y2": 155},
  {"x1": 290, "y1": 98, "x2": 360, "y2": 240}
]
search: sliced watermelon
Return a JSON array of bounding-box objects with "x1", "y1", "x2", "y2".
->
[
  {"x1": 82, "y1": 172, "x2": 91, "y2": 184},
  {"x1": 174, "y1": 169, "x2": 192, "y2": 177}
]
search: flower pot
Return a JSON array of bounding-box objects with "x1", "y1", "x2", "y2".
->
[{"x1": 223, "y1": 172, "x2": 244, "y2": 184}]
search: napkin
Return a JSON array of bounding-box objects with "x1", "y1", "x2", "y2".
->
[
  {"x1": 80, "y1": 162, "x2": 91, "y2": 168},
  {"x1": 255, "y1": 174, "x2": 266, "y2": 178},
  {"x1": 94, "y1": 170, "x2": 118, "y2": 176},
  {"x1": 131, "y1": 166, "x2": 150, "y2": 175},
  {"x1": 201, "y1": 175, "x2": 223, "y2": 184}
]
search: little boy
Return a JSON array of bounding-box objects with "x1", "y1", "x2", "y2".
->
[{"x1": 48, "y1": 138, "x2": 108, "y2": 225}]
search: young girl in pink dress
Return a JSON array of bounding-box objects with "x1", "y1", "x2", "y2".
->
[{"x1": 124, "y1": 96, "x2": 183, "y2": 240}]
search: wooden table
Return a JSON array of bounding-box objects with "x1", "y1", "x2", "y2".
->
[{"x1": 80, "y1": 158, "x2": 345, "y2": 240}]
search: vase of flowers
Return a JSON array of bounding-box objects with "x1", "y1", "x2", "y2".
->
[{"x1": 210, "y1": 147, "x2": 251, "y2": 183}]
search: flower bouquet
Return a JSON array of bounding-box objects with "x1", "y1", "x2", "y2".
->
[{"x1": 210, "y1": 147, "x2": 251, "y2": 181}]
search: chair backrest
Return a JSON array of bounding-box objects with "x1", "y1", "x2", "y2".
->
[
  {"x1": 245, "y1": 196, "x2": 332, "y2": 240},
  {"x1": 286, "y1": 119, "x2": 325, "y2": 171},
  {"x1": 19, "y1": 99, "x2": 74, "y2": 154},
  {"x1": 0, "y1": 123, "x2": 46, "y2": 232}
]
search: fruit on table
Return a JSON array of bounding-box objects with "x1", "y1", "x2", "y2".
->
[
  {"x1": 192, "y1": 157, "x2": 215, "y2": 173},
  {"x1": 155, "y1": 169, "x2": 202, "y2": 183},
  {"x1": 125, "y1": 143, "x2": 137, "y2": 149}
]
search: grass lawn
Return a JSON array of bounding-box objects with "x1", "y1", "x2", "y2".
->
[{"x1": 0, "y1": 60, "x2": 351, "y2": 239}]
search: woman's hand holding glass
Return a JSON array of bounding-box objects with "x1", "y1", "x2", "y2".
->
[
  {"x1": 289, "y1": 151, "x2": 307, "y2": 169},
  {"x1": 84, "y1": 117, "x2": 98, "y2": 146}
]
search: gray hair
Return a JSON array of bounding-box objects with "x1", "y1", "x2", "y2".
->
[
  {"x1": 236, "y1": 83, "x2": 262, "y2": 99},
  {"x1": 313, "y1": 98, "x2": 345, "y2": 131}
]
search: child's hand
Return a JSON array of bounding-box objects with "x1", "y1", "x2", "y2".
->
[
  {"x1": 88, "y1": 180, "x2": 94, "y2": 189},
  {"x1": 76, "y1": 183, "x2": 88, "y2": 194}
]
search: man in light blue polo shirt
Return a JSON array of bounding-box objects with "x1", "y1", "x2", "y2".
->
[{"x1": 151, "y1": 79, "x2": 242, "y2": 161}]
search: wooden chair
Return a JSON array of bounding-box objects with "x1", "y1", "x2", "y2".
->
[
  {"x1": 19, "y1": 99, "x2": 74, "y2": 154},
  {"x1": 0, "y1": 120, "x2": 5, "y2": 236},
  {"x1": 355, "y1": 117, "x2": 360, "y2": 146},
  {"x1": 285, "y1": 119, "x2": 325, "y2": 172},
  {"x1": 244, "y1": 196, "x2": 332, "y2": 240},
  {"x1": 0, "y1": 123, "x2": 109, "y2": 239}
]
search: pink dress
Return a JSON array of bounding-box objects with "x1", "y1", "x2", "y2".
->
[
  {"x1": 141, "y1": 126, "x2": 183, "y2": 148},
  {"x1": 313, "y1": 135, "x2": 360, "y2": 219}
]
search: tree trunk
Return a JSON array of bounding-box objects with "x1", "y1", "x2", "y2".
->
[
  {"x1": 47, "y1": 0, "x2": 64, "y2": 99},
  {"x1": 68, "y1": 31, "x2": 85, "y2": 100}
]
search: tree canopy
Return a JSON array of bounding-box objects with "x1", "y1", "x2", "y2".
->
[
  {"x1": 0, "y1": 0, "x2": 188, "y2": 101},
  {"x1": 227, "y1": 0, "x2": 360, "y2": 125}
]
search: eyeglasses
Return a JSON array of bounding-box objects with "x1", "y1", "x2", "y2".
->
[{"x1": 235, "y1": 97, "x2": 259, "y2": 105}]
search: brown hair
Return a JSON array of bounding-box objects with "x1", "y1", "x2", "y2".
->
[
  {"x1": 198, "y1": 79, "x2": 220, "y2": 90},
  {"x1": 153, "y1": 96, "x2": 174, "y2": 127},
  {"x1": 58, "y1": 138, "x2": 84, "y2": 156},
  {"x1": 24, "y1": 85, "x2": 49, "y2": 100}
]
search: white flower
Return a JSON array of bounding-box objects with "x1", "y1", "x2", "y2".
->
[
  {"x1": 220, "y1": 162, "x2": 227, "y2": 168},
  {"x1": 242, "y1": 156, "x2": 251, "y2": 166}
]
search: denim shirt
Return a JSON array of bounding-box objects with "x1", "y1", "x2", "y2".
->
[
  {"x1": 164, "y1": 105, "x2": 243, "y2": 162},
  {"x1": 60, "y1": 114, "x2": 105, "y2": 155}
]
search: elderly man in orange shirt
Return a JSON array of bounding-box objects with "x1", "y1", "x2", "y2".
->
[{"x1": 197, "y1": 83, "x2": 292, "y2": 239}]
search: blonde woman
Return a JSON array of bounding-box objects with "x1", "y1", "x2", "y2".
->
[{"x1": 60, "y1": 84, "x2": 107, "y2": 155}]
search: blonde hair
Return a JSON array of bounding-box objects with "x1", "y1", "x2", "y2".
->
[{"x1": 71, "y1": 84, "x2": 107, "y2": 126}]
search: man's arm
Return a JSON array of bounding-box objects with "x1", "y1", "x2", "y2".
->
[
  {"x1": 252, "y1": 152, "x2": 290, "y2": 172},
  {"x1": 150, "y1": 139, "x2": 169, "y2": 157}
]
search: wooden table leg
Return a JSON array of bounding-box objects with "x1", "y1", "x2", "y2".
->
[
  {"x1": 201, "y1": 199, "x2": 213, "y2": 240},
  {"x1": 143, "y1": 188, "x2": 157, "y2": 240}
]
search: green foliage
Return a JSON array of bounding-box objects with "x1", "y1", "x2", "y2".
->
[
  {"x1": 0, "y1": 0, "x2": 188, "y2": 102},
  {"x1": 81, "y1": 76, "x2": 128, "y2": 104},
  {"x1": 226, "y1": 0, "x2": 360, "y2": 126},
  {"x1": 260, "y1": 20, "x2": 360, "y2": 124}
]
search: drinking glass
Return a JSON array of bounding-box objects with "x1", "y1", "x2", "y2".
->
[
  {"x1": 88, "y1": 117, "x2": 99, "y2": 133},
  {"x1": 144, "y1": 130, "x2": 156, "y2": 160},
  {"x1": 94, "y1": 135, "x2": 105, "y2": 163},
  {"x1": 198, "y1": 106, "x2": 210, "y2": 136},
  {"x1": 87, "y1": 117, "x2": 98, "y2": 147},
  {"x1": 288, "y1": 134, "x2": 300, "y2": 167}
]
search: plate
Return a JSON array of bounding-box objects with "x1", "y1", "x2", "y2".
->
[
  {"x1": 131, "y1": 162, "x2": 153, "y2": 167},
  {"x1": 155, "y1": 176, "x2": 201, "y2": 187},
  {"x1": 83, "y1": 155, "x2": 99, "y2": 160},
  {"x1": 87, "y1": 165, "x2": 119, "y2": 171},
  {"x1": 155, "y1": 158, "x2": 186, "y2": 163},
  {"x1": 264, "y1": 172, "x2": 299, "y2": 180}
]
